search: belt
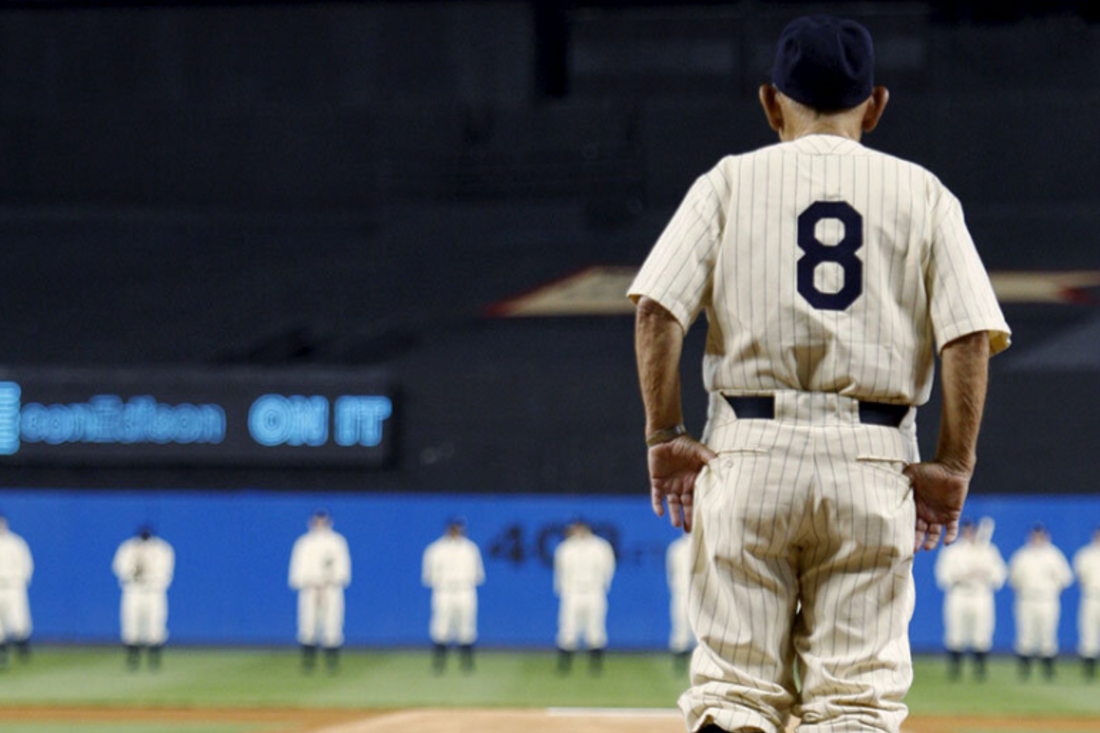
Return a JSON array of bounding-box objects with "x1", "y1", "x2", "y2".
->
[{"x1": 724, "y1": 395, "x2": 909, "y2": 428}]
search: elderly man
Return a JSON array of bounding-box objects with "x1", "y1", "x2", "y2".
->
[{"x1": 631, "y1": 15, "x2": 1009, "y2": 733}]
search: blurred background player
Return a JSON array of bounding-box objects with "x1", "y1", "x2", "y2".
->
[
  {"x1": 666, "y1": 533, "x2": 693, "y2": 671},
  {"x1": 1074, "y1": 526, "x2": 1100, "y2": 679},
  {"x1": 288, "y1": 509, "x2": 351, "y2": 673},
  {"x1": 112, "y1": 526, "x2": 174, "y2": 671},
  {"x1": 553, "y1": 519, "x2": 615, "y2": 675},
  {"x1": 934, "y1": 517, "x2": 1006, "y2": 680},
  {"x1": 421, "y1": 517, "x2": 484, "y2": 674},
  {"x1": 0, "y1": 512, "x2": 33, "y2": 669},
  {"x1": 1008, "y1": 523, "x2": 1073, "y2": 680}
]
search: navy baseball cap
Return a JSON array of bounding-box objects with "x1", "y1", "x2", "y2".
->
[{"x1": 772, "y1": 15, "x2": 875, "y2": 111}]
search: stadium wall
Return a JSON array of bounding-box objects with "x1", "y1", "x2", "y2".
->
[{"x1": 1, "y1": 489, "x2": 1097, "y2": 653}]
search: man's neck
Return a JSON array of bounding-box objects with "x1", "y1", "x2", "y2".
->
[{"x1": 785, "y1": 121, "x2": 861, "y2": 143}]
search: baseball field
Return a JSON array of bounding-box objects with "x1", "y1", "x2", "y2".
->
[{"x1": 0, "y1": 648, "x2": 1097, "y2": 733}]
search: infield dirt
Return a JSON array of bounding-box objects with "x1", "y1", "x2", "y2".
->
[{"x1": 3, "y1": 706, "x2": 1100, "y2": 733}]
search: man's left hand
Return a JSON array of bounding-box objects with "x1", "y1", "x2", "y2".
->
[{"x1": 648, "y1": 435, "x2": 717, "y2": 532}]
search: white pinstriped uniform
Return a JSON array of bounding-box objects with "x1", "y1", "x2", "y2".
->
[
  {"x1": 629, "y1": 134, "x2": 1010, "y2": 733},
  {"x1": 0, "y1": 530, "x2": 33, "y2": 643},
  {"x1": 934, "y1": 536, "x2": 1006, "y2": 652},
  {"x1": 1008, "y1": 541, "x2": 1073, "y2": 657},
  {"x1": 1074, "y1": 542, "x2": 1100, "y2": 658},
  {"x1": 668, "y1": 535, "x2": 695, "y2": 654}
]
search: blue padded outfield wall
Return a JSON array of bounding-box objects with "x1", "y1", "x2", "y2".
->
[{"x1": 0, "y1": 490, "x2": 1098, "y2": 653}]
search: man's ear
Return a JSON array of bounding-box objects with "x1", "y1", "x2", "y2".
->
[
  {"x1": 862, "y1": 86, "x2": 890, "y2": 133},
  {"x1": 758, "y1": 84, "x2": 784, "y2": 133}
]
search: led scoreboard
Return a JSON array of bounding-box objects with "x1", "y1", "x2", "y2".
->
[{"x1": 0, "y1": 368, "x2": 395, "y2": 467}]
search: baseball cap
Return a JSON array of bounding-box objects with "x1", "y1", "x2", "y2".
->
[{"x1": 772, "y1": 15, "x2": 875, "y2": 111}]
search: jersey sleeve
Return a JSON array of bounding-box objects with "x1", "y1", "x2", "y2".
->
[
  {"x1": 933, "y1": 548, "x2": 953, "y2": 589},
  {"x1": 627, "y1": 166, "x2": 729, "y2": 331},
  {"x1": 336, "y1": 536, "x2": 352, "y2": 587},
  {"x1": 421, "y1": 544, "x2": 434, "y2": 588},
  {"x1": 925, "y1": 184, "x2": 1011, "y2": 356},
  {"x1": 474, "y1": 544, "x2": 485, "y2": 586}
]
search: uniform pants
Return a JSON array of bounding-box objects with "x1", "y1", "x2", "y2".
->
[
  {"x1": 430, "y1": 589, "x2": 477, "y2": 645},
  {"x1": 0, "y1": 586, "x2": 31, "y2": 642},
  {"x1": 557, "y1": 591, "x2": 608, "y2": 650},
  {"x1": 1078, "y1": 596, "x2": 1100, "y2": 658},
  {"x1": 944, "y1": 591, "x2": 995, "y2": 652},
  {"x1": 298, "y1": 586, "x2": 344, "y2": 648},
  {"x1": 1014, "y1": 598, "x2": 1060, "y2": 657},
  {"x1": 121, "y1": 587, "x2": 168, "y2": 646},
  {"x1": 670, "y1": 590, "x2": 694, "y2": 653},
  {"x1": 682, "y1": 393, "x2": 917, "y2": 733}
]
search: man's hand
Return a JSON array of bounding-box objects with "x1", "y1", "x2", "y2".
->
[
  {"x1": 904, "y1": 461, "x2": 971, "y2": 553},
  {"x1": 648, "y1": 435, "x2": 717, "y2": 533}
]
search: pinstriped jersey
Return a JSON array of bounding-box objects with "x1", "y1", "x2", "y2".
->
[{"x1": 629, "y1": 133, "x2": 1011, "y2": 407}]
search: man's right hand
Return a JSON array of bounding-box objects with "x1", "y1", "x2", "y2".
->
[{"x1": 904, "y1": 461, "x2": 971, "y2": 553}]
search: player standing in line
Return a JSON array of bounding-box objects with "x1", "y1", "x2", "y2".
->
[
  {"x1": 554, "y1": 519, "x2": 615, "y2": 675},
  {"x1": 1072, "y1": 526, "x2": 1100, "y2": 679},
  {"x1": 0, "y1": 512, "x2": 33, "y2": 669},
  {"x1": 288, "y1": 510, "x2": 351, "y2": 673},
  {"x1": 934, "y1": 517, "x2": 1006, "y2": 680},
  {"x1": 667, "y1": 533, "x2": 694, "y2": 671},
  {"x1": 421, "y1": 518, "x2": 484, "y2": 674},
  {"x1": 631, "y1": 15, "x2": 1009, "y2": 733},
  {"x1": 1008, "y1": 523, "x2": 1073, "y2": 680},
  {"x1": 112, "y1": 526, "x2": 174, "y2": 671}
]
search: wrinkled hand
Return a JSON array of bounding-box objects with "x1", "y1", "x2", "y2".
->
[
  {"x1": 648, "y1": 435, "x2": 717, "y2": 533},
  {"x1": 904, "y1": 461, "x2": 972, "y2": 553}
]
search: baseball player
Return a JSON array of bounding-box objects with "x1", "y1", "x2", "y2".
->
[
  {"x1": 1008, "y1": 523, "x2": 1073, "y2": 679},
  {"x1": 288, "y1": 509, "x2": 351, "y2": 673},
  {"x1": 112, "y1": 526, "x2": 174, "y2": 671},
  {"x1": 554, "y1": 519, "x2": 615, "y2": 675},
  {"x1": 631, "y1": 14, "x2": 1009, "y2": 733},
  {"x1": 667, "y1": 534, "x2": 694, "y2": 670},
  {"x1": 421, "y1": 518, "x2": 484, "y2": 673},
  {"x1": 1072, "y1": 526, "x2": 1100, "y2": 678},
  {"x1": 0, "y1": 512, "x2": 33, "y2": 668},
  {"x1": 933, "y1": 517, "x2": 1006, "y2": 680}
]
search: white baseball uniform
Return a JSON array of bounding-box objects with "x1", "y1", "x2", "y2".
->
[
  {"x1": 554, "y1": 532, "x2": 615, "y2": 651},
  {"x1": 934, "y1": 535, "x2": 1006, "y2": 652},
  {"x1": 112, "y1": 536, "x2": 174, "y2": 646},
  {"x1": 667, "y1": 535, "x2": 694, "y2": 654},
  {"x1": 1073, "y1": 540, "x2": 1100, "y2": 658},
  {"x1": 289, "y1": 527, "x2": 351, "y2": 648},
  {"x1": 1008, "y1": 541, "x2": 1073, "y2": 657},
  {"x1": 629, "y1": 135, "x2": 1010, "y2": 733},
  {"x1": 422, "y1": 535, "x2": 484, "y2": 645},
  {"x1": 0, "y1": 529, "x2": 33, "y2": 643}
]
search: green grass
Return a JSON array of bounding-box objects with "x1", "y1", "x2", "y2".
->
[
  {"x1": 907, "y1": 656, "x2": 1100, "y2": 717},
  {"x1": 0, "y1": 647, "x2": 687, "y2": 710},
  {"x1": 0, "y1": 647, "x2": 1097, "y2": 718}
]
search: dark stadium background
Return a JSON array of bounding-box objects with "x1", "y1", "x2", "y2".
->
[{"x1": 0, "y1": 0, "x2": 1096, "y2": 650}]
